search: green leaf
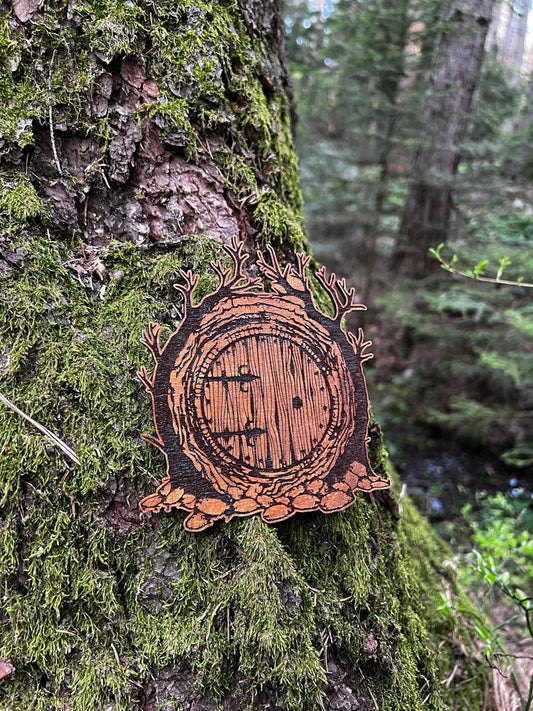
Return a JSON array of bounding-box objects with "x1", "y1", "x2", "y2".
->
[
  {"x1": 473, "y1": 623, "x2": 492, "y2": 643},
  {"x1": 473, "y1": 260, "x2": 489, "y2": 277},
  {"x1": 496, "y1": 256, "x2": 511, "y2": 280},
  {"x1": 428, "y1": 243, "x2": 445, "y2": 260}
]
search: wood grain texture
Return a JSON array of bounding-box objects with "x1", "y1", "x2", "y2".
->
[{"x1": 138, "y1": 238, "x2": 390, "y2": 531}]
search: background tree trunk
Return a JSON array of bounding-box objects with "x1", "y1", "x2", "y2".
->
[
  {"x1": 393, "y1": 0, "x2": 495, "y2": 277},
  {"x1": 510, "y1": 0, "x2": 530, "y2": 73},
  {"x1": 0, "y1": 1, "x2": 490, "y2": 709}
]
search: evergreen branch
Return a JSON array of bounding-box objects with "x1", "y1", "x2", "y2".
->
[{"x1": 524, "y1": 673, "x2": 533, "y2": 711}]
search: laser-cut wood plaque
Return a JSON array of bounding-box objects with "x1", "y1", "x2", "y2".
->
[{"x1": 138, "y1": 238, "x2": 390, "y2": 531}]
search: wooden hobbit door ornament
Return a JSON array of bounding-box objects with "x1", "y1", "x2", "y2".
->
[{"x1": 138, "y1": 238, "x2": 390, "y2": 531}]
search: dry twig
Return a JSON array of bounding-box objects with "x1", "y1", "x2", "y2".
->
[{"x1": 0, "y1": 393, "x2": 80, "y2": 465}]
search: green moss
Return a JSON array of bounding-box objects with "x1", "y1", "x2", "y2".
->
[
  {"x1": 0, "y1": 18, "x2": 41, "y2": 146},
  {"x1": 78, "y1": 0, "x2": 145, "y2": 60},
  {"x1": 0, "y1": 17, "x2": 19, "y2": 70},
  {"x1": 0, "y1": 171, "x2": 50, "y2": 224},
  {"x1": 252, "y1": 188, "x2": 306, "y2": 250},
  {"x1": 141, "y1": 1, "x2": 306, "y2": 246},
  {"x1": 136, "y1": 96, "x2": 198, "y2": 155},
  {"x1": 0, "y1": 73, "x2": 43, "y2": 149},
  {"x1": 0, "y1": 11, "x2": 94, "y2": 151},
  {"x1": 215, "y1": 147, "x2": 258, "y2": 199}
]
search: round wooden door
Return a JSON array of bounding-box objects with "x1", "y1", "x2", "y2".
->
[
  {"x1": 201, "y1": 335, "x2": 332, "y2": 474},
  {"x1": 168, "y1": 294, "x2": 357, "y2": 492}
]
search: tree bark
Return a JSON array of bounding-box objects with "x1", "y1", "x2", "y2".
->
[
  {"x1": 520, "y1": 71, "x2": 533, "y2": 128},
  {"x1": 1, "y1": 1, "x2": 490, "y2": 709},
  {"x1": 393, "y1": 0, "x2": 495, "y2": 278},
  {"x1": 511, "y1": 0, "x2": 530, "y2": 73}
]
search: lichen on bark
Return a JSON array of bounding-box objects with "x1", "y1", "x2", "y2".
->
[{"x1": 0, "y1": 1, "x2": 492, "y2": 710}]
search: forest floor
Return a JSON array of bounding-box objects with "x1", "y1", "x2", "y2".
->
[{"x1": 490, "y1": 602, "x2": 533, "y2": 711}]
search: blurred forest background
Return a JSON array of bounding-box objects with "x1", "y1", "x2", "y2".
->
[{"x1": 283, "y1": 0, "x2": 533, "y2": 701}]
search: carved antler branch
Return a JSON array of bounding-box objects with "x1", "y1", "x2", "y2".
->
[
  {"x1": 314, "y1": 266, "x2": 366, "y2": 321},
  {"x1": 138, "y1": 324, "x2": 162, "y2": 390},
  {"x1": 256, "y1": 244, "x2": 286, "y2": 286},
  {"x1": 295, "y1": 252, "x2": 312, "y2": 278},
  {"x1": 140, "y1": 433, "x2": 165, "y2": 452},
  {"x1": 256, "y1": 245, "x2": 311, "y2": 293},
  {"x1": 211, "y1": 258, "x2": 233, "y2": 286},
  {"x1": 283, "y1": 251, "x2": 312, "y2": 291},
  {"x1": 175, "y1": 269, "x2": 200, "y2": 306},
  {"x1": 137, "y1": 364, "x2": 154, "y2": 392},
  {"x1": 347, "y1": 328, "x2": 373, "y2": 363},
  {"x1": 211, "y1": 236, "x2": 262, "y2": 292},
  {"x1": 140, "y1": 322, "x2": 163, "y2": 363},
  {"x1": 223, "y1": 235, "x2": 249, "y2": 287}
]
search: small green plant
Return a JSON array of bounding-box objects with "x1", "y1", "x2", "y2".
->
[
  {"x1": 429, "y1": 243, "x2": 533, "y2": 288},
  {"x1": 460, "y1": 491, "x2": 533, "y2": 710}
]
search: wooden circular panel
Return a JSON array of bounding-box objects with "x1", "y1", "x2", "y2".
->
[
  {"x1": 169, "y1": 294, "x2": 356, "y2": 493},
  {"x1": 138, "y1": 238, "x2": 392, "y2": 531},
  {"x1": 200, "y1": 335, "x2": 332, "y2": 474}
]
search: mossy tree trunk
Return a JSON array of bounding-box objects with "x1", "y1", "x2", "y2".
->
[{"x1": 1, "y1": 1, "x2": 490, "y2": 709}]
